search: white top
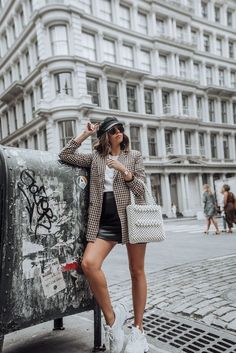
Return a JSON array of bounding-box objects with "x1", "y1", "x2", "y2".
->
[{"x1": 104, "y1": 154, "x2": 119, "y2": 192}]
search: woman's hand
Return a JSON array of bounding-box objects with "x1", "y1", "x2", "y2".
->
[
  {"x1": 85, "y1": 122, "x2": 100, "y2": 136},
  {"x1": 106, "y1": 158, "x2": 125, "y2": 172}
]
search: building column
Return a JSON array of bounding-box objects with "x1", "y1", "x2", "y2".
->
[
  {"x1": 198, "y1": 174, "x2": 203, "y2": 200},
  {"x1": 170, "y1": 53, "x2": 176, "y2": 76},
  {"x1": 184, "y1": 174, "x2": 193, "y2": 216},
  {"x1": 157, "y1": 87, "x2": 163, "y2": 115},
  {"x1": 180, "y1": 129, "x2": 185, "y2": 154},
  {"x1": 194, "y1": 130, "x2": 200, "y2": 156},
  {"x1": 138, "y1": 82, "x2": 145, "y2": 114},
  {"x1": 230, "y1": 133, "x2": 236, "y2": 161},
  {"x1": 180, "y1": 174, "x2": 187, "y2": 213},
  {"x1": 178, "y1": 91, "x2": 183, "y2": 115},
  {"x1": 203, "y1": 94, "x2": 209, "y2": 122},
  {"x1": 164, "y1": 174, "x2": 172, "y2": 218},
  {"x1": 173, "y1": 90, "x2": 179, "y2": 115},
  {"x1": 146, "y1": 174, "x2": 152, "y2": 193},
  {"x1": 216, "y1": 97, "x2": 221, "y2": 123},
  {"x1": 167, "y1": 17, "x2": 173, "y2": 37},
  {"x1": 192, "y1": 93, "x2": 197, "y2": 117},
  {"x1": 214, "y1": 65, "x2": 219, "y2": 86},
  {"x1": 101, "y1": 75, "x2": 109, "y2": 109},
  {"x1": 176, "y1": 128, "x2": 182, "y2": 154},
  {"x1": 206, "y1": 131, "x2": 212, "y2": 161},
  {"x1": 96, "y1": 32, "x2": 103, "y2": 62},
  {"x1": 217, "y1": 132, "x2": 224, "y2": 161},
  {"x1": 201, "y1": 62, "x2": 206, "y2": 86},
  {"x1": 141, "y1": 125, "x2": 149, "y2": 159},
  {"x1": 120, "y1": 78, "x2": 127, "y2": 112},
  {"x1": 159, "y1": 126, "x2": 166, "y2": 157},
  {"x1": 175, "y1": 54, "x2": 180, "y2": 76}
]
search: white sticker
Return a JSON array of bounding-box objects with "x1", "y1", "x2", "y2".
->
[
  {"x1": 40, "y1": 258, "x2": 66, "y2": 298},
  {"x1": 78, "y1": 176, "x2": 88, "y2": 189}
]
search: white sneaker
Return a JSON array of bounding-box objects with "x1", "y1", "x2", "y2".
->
[
  {"x1": 104, "y1": 303, "x2": 128, "y2": 353},
  {"x1": 124, "y1": 326, "x2": 149, "y2": 353}
]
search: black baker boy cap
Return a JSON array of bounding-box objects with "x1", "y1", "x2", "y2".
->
[{"x1": 97, "y1": 116, "x2": 122, "y2": 138}]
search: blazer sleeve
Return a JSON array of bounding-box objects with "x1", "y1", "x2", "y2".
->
[
  {"x1": 58, "y1": 138, "x2": 93, "y2": 168},
  {"x1": 125, "y1": 151, "x2": 145, "y2": 196}
]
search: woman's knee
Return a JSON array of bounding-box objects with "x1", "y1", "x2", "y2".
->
[
  {"x1": 129, "y1": 265, "x2": 145, "y2": 280},
  {"x1": 81, "y1": 257, "x2": 99, "y2": 275}
]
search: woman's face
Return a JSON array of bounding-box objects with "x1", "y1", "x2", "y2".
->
[{"x1": 108, "y1": 124, "x2": 124, "y2": 145}]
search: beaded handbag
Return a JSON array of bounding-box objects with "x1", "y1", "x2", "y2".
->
[{"x1": 126, "y1": 182, "x2": 165, "y2": 244}]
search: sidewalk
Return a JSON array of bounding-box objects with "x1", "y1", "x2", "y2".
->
[{"x1": 3, "y1": 255, "x2": 236, "y2": 353}]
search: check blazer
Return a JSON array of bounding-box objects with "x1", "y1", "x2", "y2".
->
[{"x1": 59, "y1": 138, "x2": 146, "y2": 244}]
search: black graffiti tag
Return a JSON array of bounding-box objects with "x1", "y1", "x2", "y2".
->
[{"x1": 17, "y1": 169, "x2": 54, "y2": 239}]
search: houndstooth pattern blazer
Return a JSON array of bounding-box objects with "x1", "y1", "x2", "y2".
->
[{"x1": 59, "y1": 138, "x2": 146, "y2": 244}]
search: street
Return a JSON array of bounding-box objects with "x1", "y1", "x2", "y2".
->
[{"x1": 3, "y1": 218, "x2": 236, "y2": 353}]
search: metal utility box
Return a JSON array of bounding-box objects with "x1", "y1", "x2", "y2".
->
[{"x1": 0, "y1": 146, "x2": 101, "y2": 351}]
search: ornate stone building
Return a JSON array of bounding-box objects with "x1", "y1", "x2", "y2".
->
[{"x1": 0, "y1": 0, "x2": 236, "y2": 216}]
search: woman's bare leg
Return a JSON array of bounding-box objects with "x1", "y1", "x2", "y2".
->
[
  {"x1": 81, "y1": 238, "x2": 116, "y2": 326},
  {"x1": 212, "y1": 217, "x2": 220, "y2": 232},
  {"x1": 126, "y1": 243, "x2": 147, "y2": 331}
]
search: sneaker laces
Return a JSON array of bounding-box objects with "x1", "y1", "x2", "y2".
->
[{"x1": 128, "y1": 327, "x2": 141, "y2": 343}]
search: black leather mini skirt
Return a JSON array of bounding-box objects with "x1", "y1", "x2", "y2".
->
[{"x1": 97, "y1": 192, "x2": 122, "y2": 243}]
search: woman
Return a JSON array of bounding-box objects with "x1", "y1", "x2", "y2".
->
[
  {"x1": 59, "y1": 117, "x2": 149, "y2": 353},
  {"x1": 221, "y1": 184, "x2": 235, "y2": 233},
  {"x1": 202, "y1": 184, "x2": 220, "y2": 234}
]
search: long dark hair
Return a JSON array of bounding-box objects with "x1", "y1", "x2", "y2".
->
[{"x1": 93, "y1": 132, "x2": 130, "y2": 157}]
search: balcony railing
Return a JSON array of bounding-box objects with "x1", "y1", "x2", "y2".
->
[
  {"x1": 163, "y1": 104, "x2": 172, "y2": 115},
  {"x1": 166, "y1": 144, "x2": 174, "y2": 155}
]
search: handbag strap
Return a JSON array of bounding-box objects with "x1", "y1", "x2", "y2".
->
[{"x1": 129, "y1": 180, "x2": 156, "y2": 205}]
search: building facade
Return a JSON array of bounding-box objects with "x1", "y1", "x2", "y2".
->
[{"x1": 0, "y1": 0, "x2": 236, "y2": 217}]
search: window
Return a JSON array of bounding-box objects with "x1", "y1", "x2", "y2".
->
[
  {"x1": 219, "y1": 69, "x2": 225, "y2": 86},
  {"x1": 148, "y1": 128, "x2": 157, "y2": 156},
  {"x1": 24, "y1": 139, "x2": 28, "y2": 149},
  {"x1": 191, "y1": 30, "x2": 198, "y2": 45},
  {"x1": 33, "y1": 134, "x2": 38, "y2": 150},
  {"x1": 159, "y1": 55, "x2": 168, "y2": 75},
  {"x1": 221, "y1": 101, "x2": 227, "y2": 123},
  {"x1": 229, "y1": 41, "x2": 234, "y2": 59},
  {"x1": 43, "y1": 128, "x2": 48, "y2": 151},
  {"x1": 223, "y1": 135, "x2": 229, "y2": 159},
  {"x1": 182, "y1": 95, "x2": 189, "y2": 115},
  {"x1": 232, "y1": 72, "x2": 236, "y2": 88},
  {"x1": 21, "y1": 99, "x2": 26, "y2": 124},
  {"x1": 165, "y1": 130, "x2": 173, "y2": 154},
  {"x1": 34, "y1": 40, "x2": 40, "y2": 61},
  {"x1": 144, "y1": 88, "x2": 154, "y2": 114},
  {"x1": 140, "y1": 50, "x2": 151, "y2": 72},
  {"x1": 215, "y1": 6, "x2": 220, "y2": 22},
  {"x1": 194, "y1": 63, "x2": 200, "y2": 81},
  {"x1": 210, "y1": 134, "x2": 217, "y2": 158},
  {"x1": 82, "y1": 31, "x2": 96, "y2": 61},
  {"x1": 50, "y1": 25, "x2": 68, "y2": 55},
  {"x1": 30, "y1": 91, "x2": 35, "y2": 113},
  {"x1": 86, "y1": 76, "x2": 100, "y2": 105},
  {"x1": 103, "y1": 38, "x2": 116, "y2": 63},
  {"x1": 227, "y1": 10, "x2": 233, "y2": 27},
  {"x1": 208, "y1": 99, "x2": 215, "y2": 122},
  {"x1": 216, "y1": 38, "x2": 222, "y2": 56},
  {"x1": 122, "y1": 44, "x2": 134, "y2": 68},
  {"x1": 5, "y1": 111, "x2": 10, "y2": 135},
  {"x1": 130, "y1": 126, "x2": 141, "y2": 151},
  {"x1": 150, "y1": 174, "x2": 162, "y2": 205},
  {"x1": 201, "y1": 1, "x2": 208, "y2": 18},
  {"x1": 13, "y1": 106, "x2": 17, "y2": 130},
  {"x1": 100, "y1": 0, "x2": 112, "y2": 21},
  {"x1": 179, "y1": 59, "x2": 186, "y2": 78},
  {"x1": 127, "y1": 85, "x2": 137, "y2": 112},
  {"x1": 203, "y1": 34, "x2": 210, "y2": 52},
  {"x1": 119, "y1": 5, "x2": 130, "y2": 29},
  {"x1": 25, "y1": 49, "x2": 30, "y2": 74},
  {"x1": 156, "y1": 18, "x2": 165, "y2": 35},
  {"x1": 185, "y1": 131, "x2": 192, "y2": 154},
  {"x1": 16, "y1": 60, "x2": 21, "y2": 80},
  {"x1": 176, "y1": 25, "x2": 184, "y2": 41},
  {"x1": 199, "y1": 133, "x2": 205, "y2": 156},
  {"x1": 206, "y1": 66, "x2": 212, "y2": 84},
  {"x1": 138, "y1": 12, "x2": 148, "y2": 34},
  {"x1": 55, "y1": 72, "x2": 72, "y2": 95},
  {"x1": 108, "y1": 81, "x2": 119, "y2": 110},
  {"x1": 59, "y1": 120, "x2": 75, "y2": 148},
  {"x1": 79, "y1": 0, "x2": 91, "y2": 14},
  {"x1": 2, "y1": 31, "x2": 8, "y2": 53},
  {"x1": 162, "y1": 91, "x2": 170, "y2": 114},
  {"x1": 197, "y1": 96, "x2": 203, "y2": 118},
  {"x1": 10, "y1": 20, "x2": 16, "y2": 41},
  {"x1": 233, "y1": 103, "x2": 236, "y2": 124}
]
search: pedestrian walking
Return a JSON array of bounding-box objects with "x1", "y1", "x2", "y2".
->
[
  {"x1": 171, "y1": 202, "x2": 177, "y2": 218},
  {"x1": 221, "y1": 184, "x2": 236, "y2": 233},
  {"x1": 59, "y1": 117, "x2": 149, "y2": 353},
  {"x1": 202, "y1": 184, "x2": 220, "y2": 235}
]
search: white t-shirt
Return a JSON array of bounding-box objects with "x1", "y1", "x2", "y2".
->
[{"x1": 104, "y1": 154, "x2": 119, "y2": 192}]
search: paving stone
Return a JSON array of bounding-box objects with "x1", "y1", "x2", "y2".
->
[
  {"x1": 227, "y1": 319, "x2": 236, "y2": 331},
  {"x1": 220, "y1": 311, "x2": 236, "y2": 322},
  {"x1": 194, "y1": 305, "x2": 216, "y2": 317},
  {"x1": 213, "y1": 306, "x2": 234, "y2": 316},
  {"x1": 212, "y1": 318, "x2": 228, "y2": 329},
  {"x1": 201, "y1": 313, "x2": 216, "y2": 325}
]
